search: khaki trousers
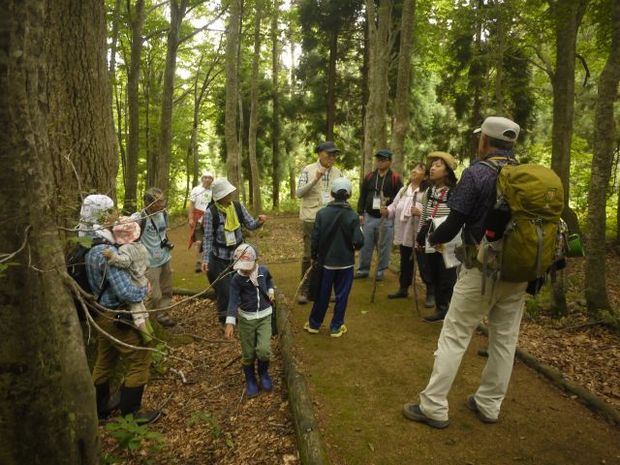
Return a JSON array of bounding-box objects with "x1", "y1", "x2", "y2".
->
[
  {"x1": 145, "y1": 260, "x2": 173, "y2": 313},
  {"x1": 419, "y1": 266, "x2": 527, "y2": 421},
  {"x1": 238, "y1": 315, "x2": 272, "y2": 365}
]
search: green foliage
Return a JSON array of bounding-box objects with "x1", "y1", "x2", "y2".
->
[
  {"x1": 188, "y1": 411, "x2": 234, "y2": 448},
  {"x1": 104, "y1": 414, "x2": 165, "y2": 464}
]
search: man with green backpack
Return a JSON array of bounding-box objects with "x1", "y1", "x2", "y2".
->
[{"x1": 402, "y1": 116, "x2": 564, "y2": 429}]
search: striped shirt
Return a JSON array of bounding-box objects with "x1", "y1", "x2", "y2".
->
[{"x1": 419, "y1": 186, "x2": 452, "y2": 232}]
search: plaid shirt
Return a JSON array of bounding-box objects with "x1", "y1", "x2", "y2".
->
[
  {"x1": 201, "y1": 203, "x2": 262, "y2": 264},
  {"x1": 86, "y1": 244, "x2": 148, "y2": 308}
]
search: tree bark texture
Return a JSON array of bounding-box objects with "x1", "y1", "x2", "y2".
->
[
  {"x1": 271, "y1": 0, "x2": 282, "y2": 208},
  {"x1": 584, "y1": 0, "x2": 620, "y2": 314},
  {"x1": 550, "y1": 0, "x2": 587, "y2": 234},
  {"x1": 0, "y1": 2, "x2": 99, "y2": 463},
  {"x1": 125, "y1": 0, "x2": 146, "y2": 212},
  {"x1": 363, "y1": 0, "x2": 392, "y2": 172},
  {"x1": 45, "y1": 0, "x2": 118, "y2": 225},
  {"x1": 156, "y1": 0, "x2": 188, "y2": 195},
  {"x1": 249, "y1": 0, "x2": 264, "y2": 214},
  {"x1": 390, "y1": 0, "x2": 416, "y2": 173}
]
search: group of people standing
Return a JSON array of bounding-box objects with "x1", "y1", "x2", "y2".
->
[{"x1": 79, "y1": 114, "x2": 531, "y2": 430}]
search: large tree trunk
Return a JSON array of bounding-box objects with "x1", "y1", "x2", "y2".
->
[
  {"x1": 549, "y1": 0, "x2": 587, "y2": 315},
  {"x1": 156, "y1": 0, "x2": 188, "y2": 195},
  {"x1": 46, "y1": 0, "x2": 118, "y2": 225},
  {"x1": 125, "y1": 0, "x2": 146, "y2": 212},
  {"x1": 584, "y1": 0, "x2": 620, "y2": 315},
  {"x1": 0, "y1": 1, "x2": 104, "y2": 462},
  {"x1": 363, "y1": 0, "x2": 392, "y2": 172},
  {"x1": 248, "y1": 0, "x2": 264, "y2": 214},
  {"x1": 271, "y1": 0, "x2": 282, "y2": 208},
  {"x1": 326, "y1": 28, "x2": 338, "y2": 140},
  {"x1": 390, "y1": 0, "x2": 416, "y2": 174}
]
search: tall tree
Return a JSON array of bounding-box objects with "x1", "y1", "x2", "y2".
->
[
  {"x1": 271, "y1": 0, "x2": 282, "y2": 208},
  {"x1": 155, "y1": 0, "x2": 189, "y2": 194},
  {"x1": 363, "y1": 0, "x2": 392, "y2": 171},
  {"x1": 248, "y1": 0, "x2": 264, "y2": 213},
  {"x1": 46, "y1": 0, "x2": 118, "y2": 223},
  {"x1": 0, "y1": 0, "x2": 113, "y2": 462},
  {"x1": 390, "y1": 0, "x2": 416, "y2": 173},
  {"x1": 125, "y1": 0, "x2": 146, "y2": 212},
  {"x1": 585, "y1": 0, "x2": 620, "y2": 315},
  {"x1": 225, "y1": 0, "x2": 242, "y2": 187}
]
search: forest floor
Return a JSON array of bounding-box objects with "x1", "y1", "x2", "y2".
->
[{"x1": 99, "y1": 214, "x2": 620, "y2": 465}]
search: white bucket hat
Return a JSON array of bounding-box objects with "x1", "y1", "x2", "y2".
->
[
  {"x1": 78, "y1": 194, "x2": 115, "y2": 242},
  {"x1": 233, "y1": 243, "x2": 258, "y2": 271},
  {"x1": 201, "y1": 171, "x2": 214, "y2": 180},
  {"x1": 211, "y1": 178, "x2": 237, "y2": 201}
]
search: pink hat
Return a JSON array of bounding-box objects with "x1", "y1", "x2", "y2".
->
[{"x1": 112, "y1": 216, "x2": 141, "y2": 245}]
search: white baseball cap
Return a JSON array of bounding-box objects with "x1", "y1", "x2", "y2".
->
[
  {"x1": 473, "y1": 116, "x2": 520, "y2": 142},
  {"x1": 211, "y1": 178, "x2": 237, "y2": 201},
  {"x1": 331, "y1": 177, "x2": 352, "y2": 195},
  {"x1": 233, "y1": 243, "x2": 258, "y2": 271}
]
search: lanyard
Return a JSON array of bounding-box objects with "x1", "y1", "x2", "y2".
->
[{"x1": 374, "y1": 171, "x2": 387, "y2": 195}]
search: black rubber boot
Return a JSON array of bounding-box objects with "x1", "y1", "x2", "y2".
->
[
  {"x1": 257, "y1": 359, "x2": 273, "y2": 392},
  {"x1": 119, "y1": 385, "x2": 161, "y2": 424},
  {"x1": 95, "y1": 382, "x2": 120, "y2": 420},
  {"x1": 388, "y1": 288, "x2": 408, "y2": 299}
]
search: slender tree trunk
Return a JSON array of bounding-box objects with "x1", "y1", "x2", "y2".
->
[
  {"x1": 326, "y1": 28, "x2": 338, "y2": 140},
  {"x1": 584, "y1": 0, "x2": 620, "y2": 315},
  {"x1": 225, "y1": 0, "x2": 242, "y2": 187},
  {"x1": 390, "y1": 0, "x2": 416, "y2": 173},
  {"x1": 125, "y1": 0, "x2": 146, "y2": 212},
  {"x1": 361, "y1": 17, "x2": 369, "y2": 178},
  {"x1": 238, "y1": 92, "x2": 247, "y2": 203},
  {"x1": 549, "y1": 0, "x2": 588, "y2": 315},
  {"x1": 156, "y1": 0, "x2": 187, "y2": 195},
  {"x1": 108, "y1": 0, "x2": 122, "y2": 76},
  {"x1": 46, "y1": 0, "x2": 118, "y2": 224},
  {"x1": 363, "y1": 0, "x2": 392, "y2": 171},
  {"x1": 0, "y1": 1, "x2": 106, "y2": 462},
  {"x1": 271, "y1": 0, "x2": 282, "y2": 208},
  {"x1": 248, "y1": 0, "x2": 263, "y2": 213},
  {"x1": 494, "y1": 3, "x2": 505, "y2": 114}
]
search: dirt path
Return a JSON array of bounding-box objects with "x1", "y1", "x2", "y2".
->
[{"x1": 169, "y1": 217, "x2": 620, "y2": 465}]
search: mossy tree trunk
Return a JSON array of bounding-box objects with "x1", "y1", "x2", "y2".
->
[{"x1": 0, "y1": 1, "x2": 101, "y2": 463}]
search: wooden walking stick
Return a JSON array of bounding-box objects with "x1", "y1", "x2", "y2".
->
[{"x1": 370, "y1": 193, "x2": 386, "y2": 304}]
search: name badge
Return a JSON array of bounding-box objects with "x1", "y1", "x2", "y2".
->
[
  {"x1": 322, "y1": 191, "x2": 331, "y2": 205},
  {"x1": 372, "y1": 195, "x2": 381, "y2": 210},
  {"x1": 225, "y1": 230, "x2": 237, "y2": 246}
]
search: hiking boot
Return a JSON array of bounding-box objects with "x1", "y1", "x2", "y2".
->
[
  {"x1": 257, "y1": 359, "x2": 273, "y2": 392},
  {"x1": 303, "y1": 321, "x2": 319, "y2": 334},
  {"x1": 156, "y1": 313, "x2": 177, "y2": 328},
  {"x1": 297, "y1": 293, "x2": 309, "y2": 304},
  {"x1": 133, "y1": 410, "x2": 162, "y2": 425},
  {"x1": 466, "y1": 395, "x2": 498, "y2": 424},
  {"x1": 354, "y1": 271, "x2": 369, "y2": 279},
  {"x1": 424, "y1": 294, "x2": 435, "y2": 308},
  {"x1": 423, "y1": 306, "x2": 447, "y2": 323},
  {"x1": 388, "y1": 288, "x2": 408, "y2": 299},
  {"x1": 330, "y1": 324, "x2": 348, "y2": 338},
  {"x1": 242, "y1": 363, "x2": 259, "y2": 398},
  {"x1": 402, "y1": 403, "x2": 449, "y2": 429}
]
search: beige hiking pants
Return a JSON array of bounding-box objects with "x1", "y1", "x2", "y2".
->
[{"x1": 419, "y1": 266, "x2": 527, "y2": 422}]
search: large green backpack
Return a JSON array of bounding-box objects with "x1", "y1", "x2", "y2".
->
[{"x1": 484, "y1": 162, "x2": 564, "y2": 282}]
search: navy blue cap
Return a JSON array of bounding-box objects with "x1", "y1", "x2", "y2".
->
[
  {"x1": 375, "y1": 149, "x2": 393, "y2": 159},
  {"x1": 315, "y1": 141, "x2": 340, "y2": 153}
]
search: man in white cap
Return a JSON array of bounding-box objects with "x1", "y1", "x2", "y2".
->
[
  {"x1": 295, "y1": 141, "x2": 343, "y2": 304},
  {"x1": 201, "y1": 179, "x2": 266, "y2": 324},
  {"x1": 403, "y1": 116, "x2": 525, "y2": 428},
  {"x1": 188, "y1": 172, "x2": 215, "y2": 272}
]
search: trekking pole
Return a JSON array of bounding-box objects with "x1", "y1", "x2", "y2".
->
[{"x1": 370, "y1": 194, "x2": 386, "y2": 304}]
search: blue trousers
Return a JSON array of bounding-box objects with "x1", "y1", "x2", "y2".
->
[
  {"x1": 308, "y1": 267, "x2": 354, "y2": 331},
  {"x1": 357, "y1": 213, "x2": 394, "y2": 274}
]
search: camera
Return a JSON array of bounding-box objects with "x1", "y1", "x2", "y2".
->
[{"x1": 160, "y1": 238, "x2": 175, "y2": 250}]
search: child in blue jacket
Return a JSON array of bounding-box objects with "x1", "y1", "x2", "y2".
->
[{"x1": 224, "y1": 243, "x2": 275, "y2": 398}]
